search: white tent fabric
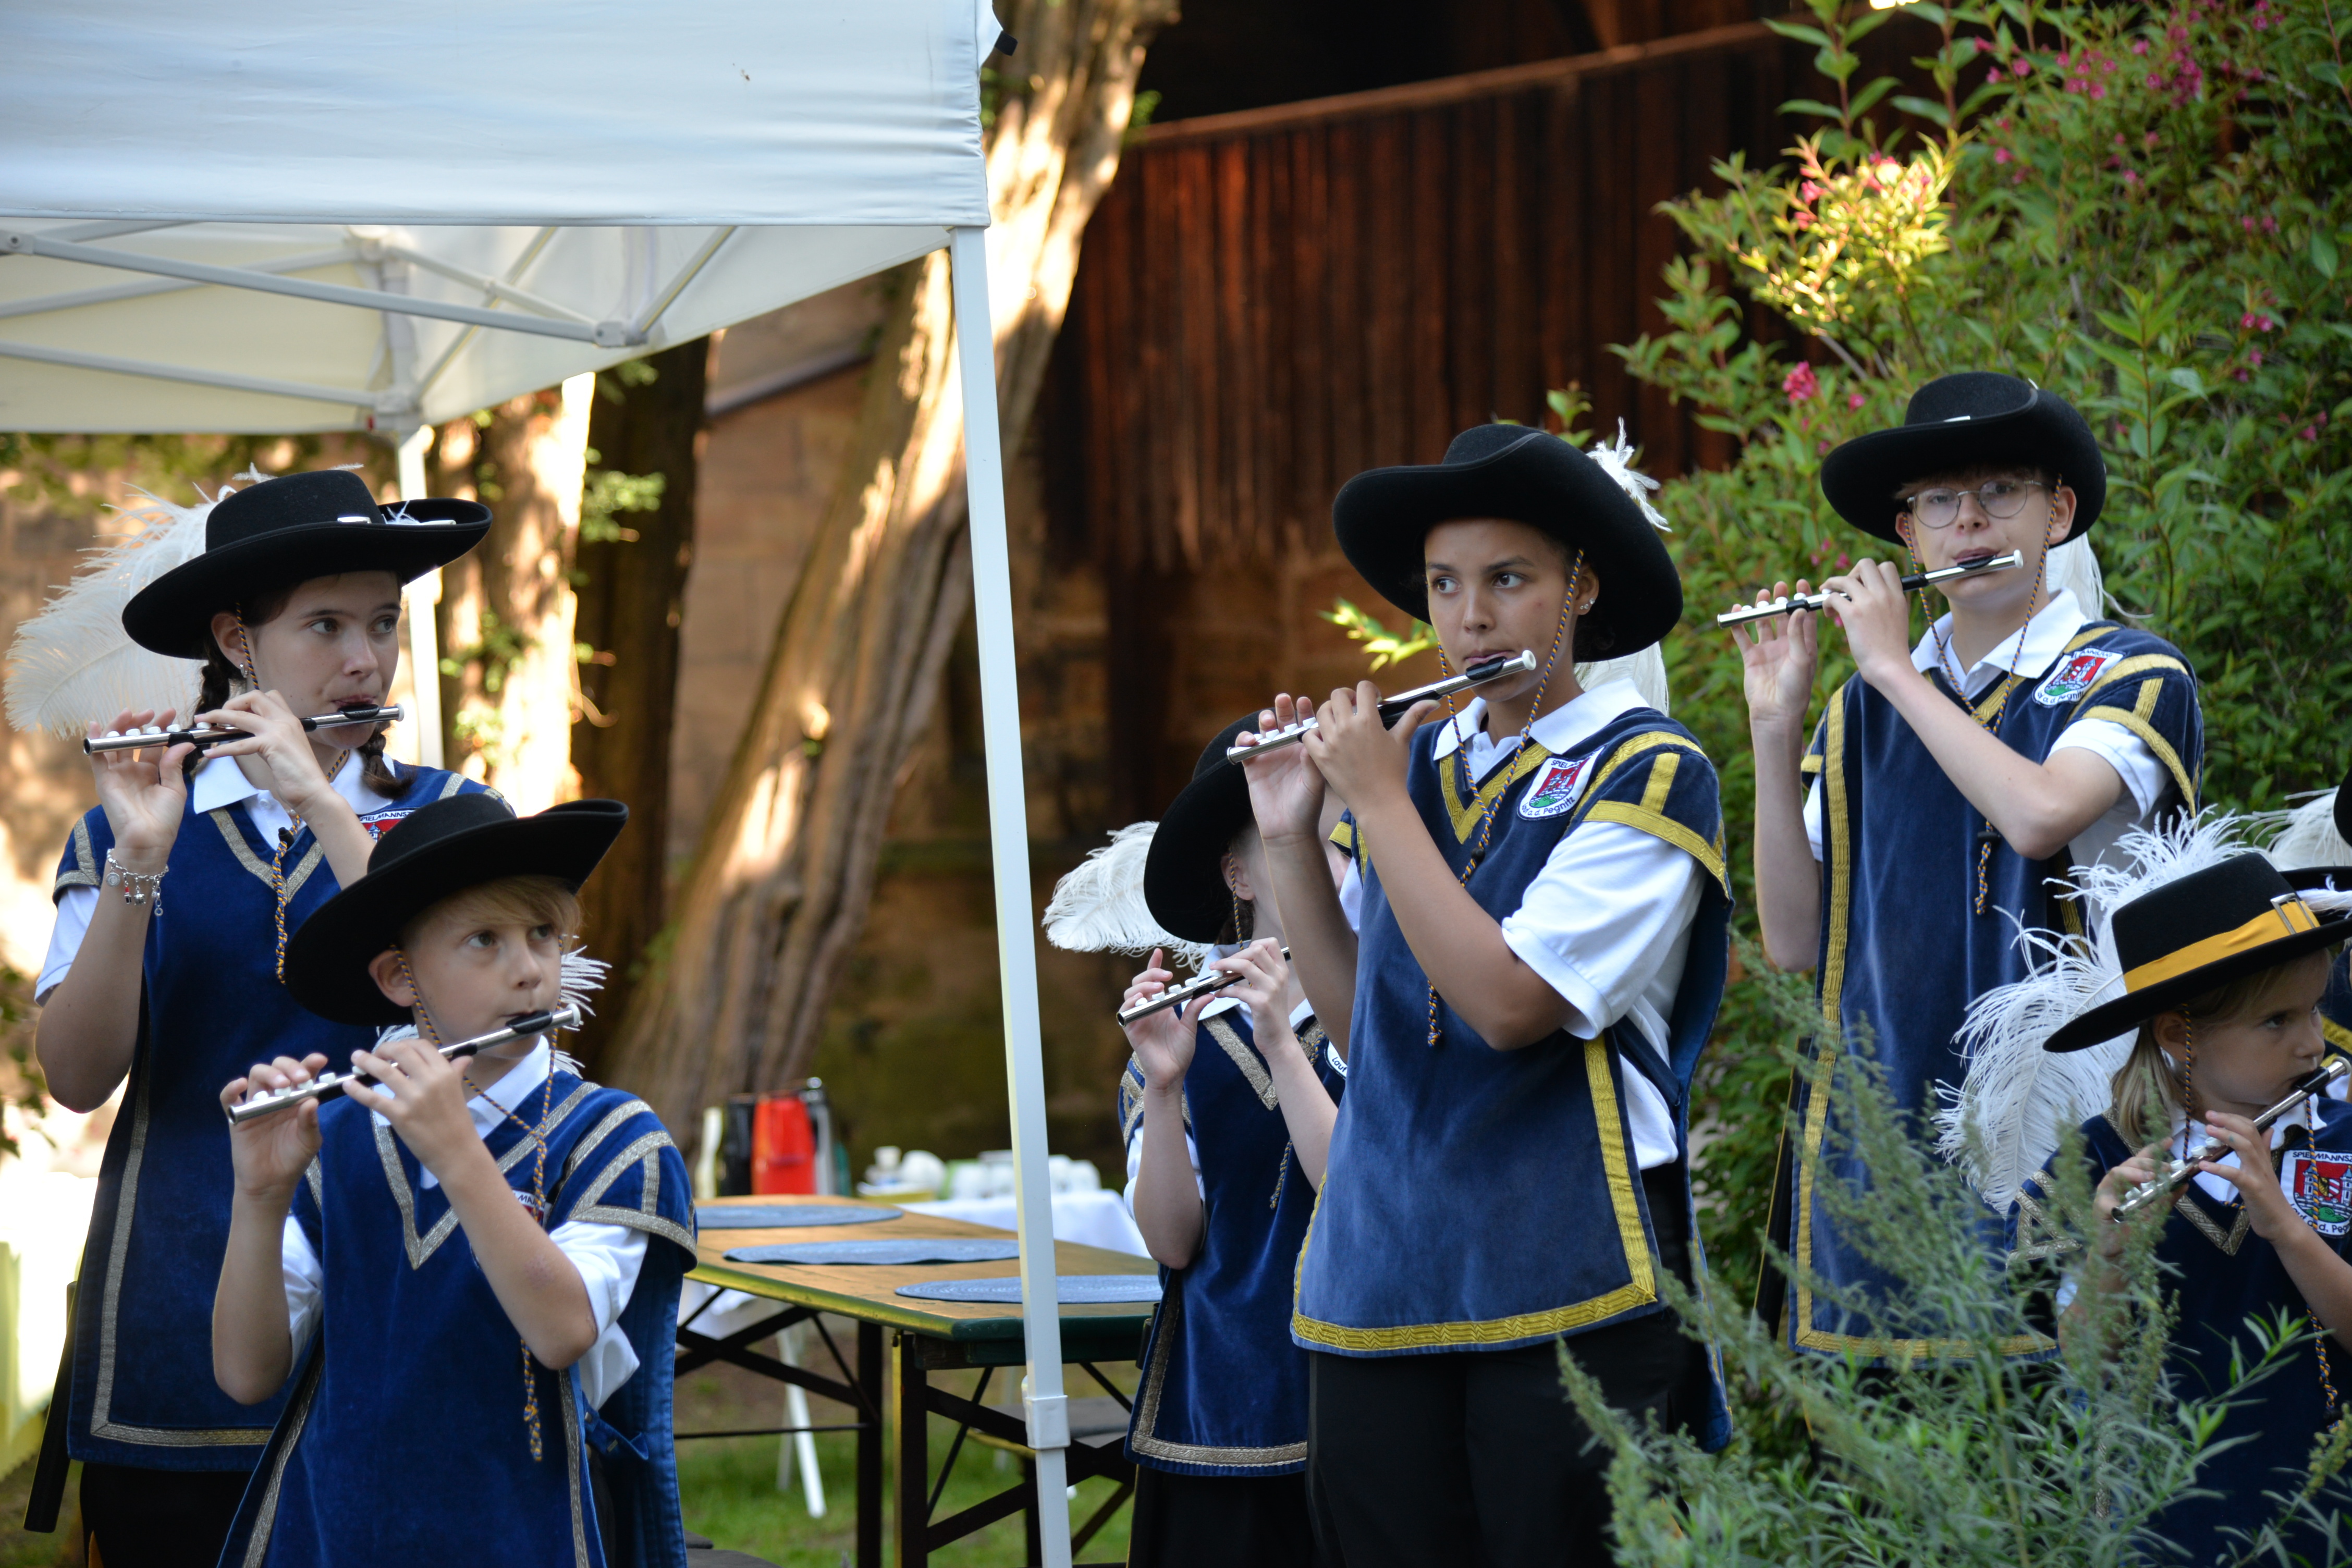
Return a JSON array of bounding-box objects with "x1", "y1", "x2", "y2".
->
[{"x1": 3, "y1": 4, "x2": 1083, "y2": 1560}]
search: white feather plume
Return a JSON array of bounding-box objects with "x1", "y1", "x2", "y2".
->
[
  {"x1": 1576, "y1": 644, "x2": 1671, "y2": 716},
  {"x1": 2045, "y1": 533, "x2": 2108, "y2": 623},
  {"x1": 5, "y1": 488, "x2": 216, "y2": 738},
  {"x1": 1043, "y1": 824, "x2": 1210, "y2": 972},
  {"x1": 1585, "y1": 421, "x2": 1671, "y2": 533},
  {"x1": 2261, "y1": 790, "x2": 2350, "y2": 872},
  {"x1": 1937, "y1": 810, "x2": 2270, "y2": 1208}
]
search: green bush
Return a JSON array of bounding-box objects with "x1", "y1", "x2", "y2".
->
[
  {"x1": 1565, "y1": 997, "x2": 2352, "y2": 1565},
  {"x1": 1609, "y1": 0, "x2": 2352, "y2": 1304}
]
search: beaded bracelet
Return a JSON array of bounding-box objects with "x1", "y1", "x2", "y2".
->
[{"x1": 102, "y1": 850, "x2": 164, "y2": 910}]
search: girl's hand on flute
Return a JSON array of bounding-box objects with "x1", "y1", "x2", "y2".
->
[
  {"x1": 222, "y1": 1054, "x2": 328, "y2": 1200},
  {"x1": 2093, "y1": 1144, "x2": 2171, "y2": 1255},
  {"x1": 1817, "y1": 559, "x2": 1916, "y2": 688},
  {"x1": 1304, "y1": 682, "x2": 1431, "y2": 817},
  {"x1": 196, "y1": 689, "x2": 338, "y2": 816},
  {"x1": 2195, "y1": 1112, "x2": 2302, "y2": 1243},
  {"x1": 1235, "y1": 694, "x2": 1326, "y2": 848},
  {"x1": 88, "y1": 707, "x2": 194, "y2": 871},
  {"x1": 1121, "y1": 948, "x2": 1209, "y2": 1092},
  {"x1": 1730, "y1": 581, "x2": 1818, "y2": 730},
  {"x1": 1214, "y1": 940, "x2": 1300, "y2": 1047}
]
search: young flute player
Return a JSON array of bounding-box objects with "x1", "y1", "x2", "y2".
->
[
  {"x1": 1238, "y1": 423, "x2": 1733, "y2": 1565},
  {"x1": 1975, "y1": 838, "x2": 2352, "y2": 1565},
  {"x1": 1093, "y1": 720, "x2": 1348, "y2": 1565},
  {"x1": 213, "y1": 794, "x2": 696, "y2": 1567},
  {"x1": 1736, "y1": 372, "x2": 2203, "y2": 1362}
]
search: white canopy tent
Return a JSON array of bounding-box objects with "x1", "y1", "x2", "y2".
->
[{"x1": 2, "y1": 2, "x2": 1087, "y2": 1560}]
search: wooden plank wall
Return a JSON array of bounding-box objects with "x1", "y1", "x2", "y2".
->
[{"x1": 1043, "y1": 23, "x2": 1803, "y2": 817}]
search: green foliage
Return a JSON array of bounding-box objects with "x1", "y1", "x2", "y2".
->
[
  {"x1": 0, "y1": 433, "x2": 359, "y2": 521},
  {"x1": 1564, "y1": 998, "x2": 2352, "y2": 1564},
  {"x1": 1320, "y1": 598, "x2": 1437, "y2": 670},
  {"x1": 1611, "y1": 0, "x2": 2352, "y2": 1304},
  {"x1": 579, "y1": 468, "x2": 666, "y2": 545}
]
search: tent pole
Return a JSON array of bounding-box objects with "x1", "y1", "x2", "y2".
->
[
  {"x1": 949, "y1": 223, "x2": 1074, "y2": 1568},
  {"x1": 394, "y1": 427, "x2": 446, "y2": 772}
]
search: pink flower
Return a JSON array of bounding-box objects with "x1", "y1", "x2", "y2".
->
[
  {"x1": 1848, "y1": 391, "x2": 1866, "y2": 410},
  {"x1": 1783, "y1": 363, "x2": 1819, "y2": 402},
  {"x1": 2013, "y1": 58, "x2": 2031, "y2": 77},
  {"x1": 2301, "y1": 425, "x2": 2318, "y2": 440},
  {"x1": 1836, "y1": 553, "x2": 1851, "y2": 569},
  {"x1": 2122, "y1": 168, "x2": 2140, "y2": 185},
  {"x1": 2261, "y1": 214, "x2": 2276, "y2": 232},
  {"x1": 2250, "y1": 348, "x2": 2264, "y2": 366},
  {"x1": 2244, "y1": 216, "x2": 2257, "y2": 231},
  {"x1": 2147, "y1": 73, "x2": 2163, "y2": 88},
  {"x1": 2133, "y1": 38, "x2": 2151, "y2": 55},
  {"x1": 1994, "y1": 146, "x2": 2013, "y2": 164}
]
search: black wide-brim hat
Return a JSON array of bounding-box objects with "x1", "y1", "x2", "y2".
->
[
  {"x1": 283, "y1": 793, "x2": 628, "y2": 1025},
  {"x1": 1331, "y1": 424, "x2": 1681, "y2": 659},
  {"x1": 124, "y1": 469, "x2": 490, "y2": 659},
  {"x1": 1142, "y1": 715, "x2": 1257, "y2": 945},
  {"x1": 1820, "y1": 372, "x2": 2106, "y2": 544},
  {"x1": 2046, "y1": 852, "x2": 2352, "y2": 1051}
]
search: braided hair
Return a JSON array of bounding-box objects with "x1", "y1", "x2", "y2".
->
[{"x1": 189, "y1": 583, "x2": 404, "y2": 795}]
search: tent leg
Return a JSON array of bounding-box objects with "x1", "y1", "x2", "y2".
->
[
  {"x1": 394, "y1": 425, "x2": 446, "y2": 772},
  {"x1": 948, "y1": 223, "x2": 1073, "y2": 1568}
]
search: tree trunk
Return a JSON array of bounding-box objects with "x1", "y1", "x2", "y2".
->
[
  {"x1": 604, "y1": 0, "x2": 1177, "y2": 1137},
  {"x1": 432, "y1": 378, "x2": 594, "y2": 810},
  {"x1": 569, "y1": 342, "x2": 710, "y2": 1073}
]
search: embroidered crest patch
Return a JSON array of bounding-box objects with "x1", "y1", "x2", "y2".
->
[
  {"x1": 360, "y1": 808, "x2": 418, "y2": 840},
  {"x1": 1518, "y1": 754, "x2": 1594, "y2": 819},
  {"x1": 2034, "y1": 648, "x2": 2120, "y2": 707},
  {"x1": 2284, "y1": 1149, "x2": 2352, "y2": 1236}
]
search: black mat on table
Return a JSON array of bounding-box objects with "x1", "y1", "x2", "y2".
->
[
  {"x1": 895, "y1": 1274, "x2": 1163, "y2": 1304},
  {"x1": 693, "y1": 1204, "x2": 903, "y2": 1230},
  {"x1": 724, "y1": 1238, "x2": 1021, "y2": 1266}
]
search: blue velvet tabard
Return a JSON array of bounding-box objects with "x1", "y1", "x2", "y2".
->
[
  {"x1": 2013, "y1": 1108, "x2": 2352, "y2": 1566},
  {"x1": 52, "y1": 764, "x2": 482, "y2": 1472},
  {"x1": 1117, "y1": 1007, "x2": 1343, "y2": 1476},
  {"x1": 218, "y1": 1072, "x2": 698, "y2": 1568},
  {"x1": 1780, "y1": 621, "x2": 2201, "y2": 1363},
  {"x1": 1291, "y1": 708, "x2": 1734, "y2": 1449}
]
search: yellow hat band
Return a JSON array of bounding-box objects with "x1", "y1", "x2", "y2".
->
[{"x1": 2118, "y1": 898, "x2": 2323, "y2": 995}]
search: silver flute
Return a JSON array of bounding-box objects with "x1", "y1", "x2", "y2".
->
[
  {"x1": 1714, "y1": 551, "x2": 2024, "y2": 628},
  {"x1": 86, "y1": 704, "x2": 405, "y2": 755},
  {"x1": 1117, "y1": 948, "x2": 1292, "y2": 1026},
  {"x1": 1224, "y1": 651, "x2": 1538, "y2": 763},
  {"x1": 225, "y1": 1003, "x2": 584, "y2": 1125},
  {"x1": 2112, "y1": 1057, "x2": 2349, "y2": 1220}
]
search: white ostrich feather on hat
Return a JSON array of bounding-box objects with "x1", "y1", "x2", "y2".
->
[
  {"x1": 2262, "y1": 790, "x2": 2350, "y2": 872},
  {"x1": 1585, "y1": 421, "x2": 1671, "y2": 533},
  {"x1": 1576, "y1": 645, "x2": 1671, "y2": 716},
  {"x1": 4, "y1": 488, "x2": 215, "y2": 739},
  {"x1": 1043, "y1": 823, "x2": 1210, "y2": 972},
  {"x1": 549, "y1": 949, "x2": 611, "y2": 1076},
  {"x1": 1935, "y1": 810, "x2": 2306, "y2": 1210}
]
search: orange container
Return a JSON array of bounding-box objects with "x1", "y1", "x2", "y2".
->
[{"x1": 750, "y1": 1095, "x2": 817, "y2": 1195}]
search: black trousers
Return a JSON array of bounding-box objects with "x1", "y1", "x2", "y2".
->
[
  {"x1": 80, "y1": 1461, "x2": 250, "y2": 1568},
  {"x1": 1126, "y1": 1465, "x2": 1323, "y2": 1568},
  {"x1": 1304, "y1": 1166, "x2": 1703, "y2": 1568}
]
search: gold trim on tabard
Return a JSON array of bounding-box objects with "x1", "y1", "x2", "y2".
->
[{"x1": 2120, "y1": 900, "x2": 2321, "y2": 994}]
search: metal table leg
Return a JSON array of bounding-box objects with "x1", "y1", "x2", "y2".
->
[
  {"x1": 895, "y1": 1332, "x2": 930, "y2": 1568},
  {"x1": 858, "y1": 1322, "x2": 883, "y2": 1568}
]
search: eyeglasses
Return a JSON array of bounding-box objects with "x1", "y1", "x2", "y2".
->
[{"x1": 1904, "y1": 479, "x2": 2050, "y2": 529}]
